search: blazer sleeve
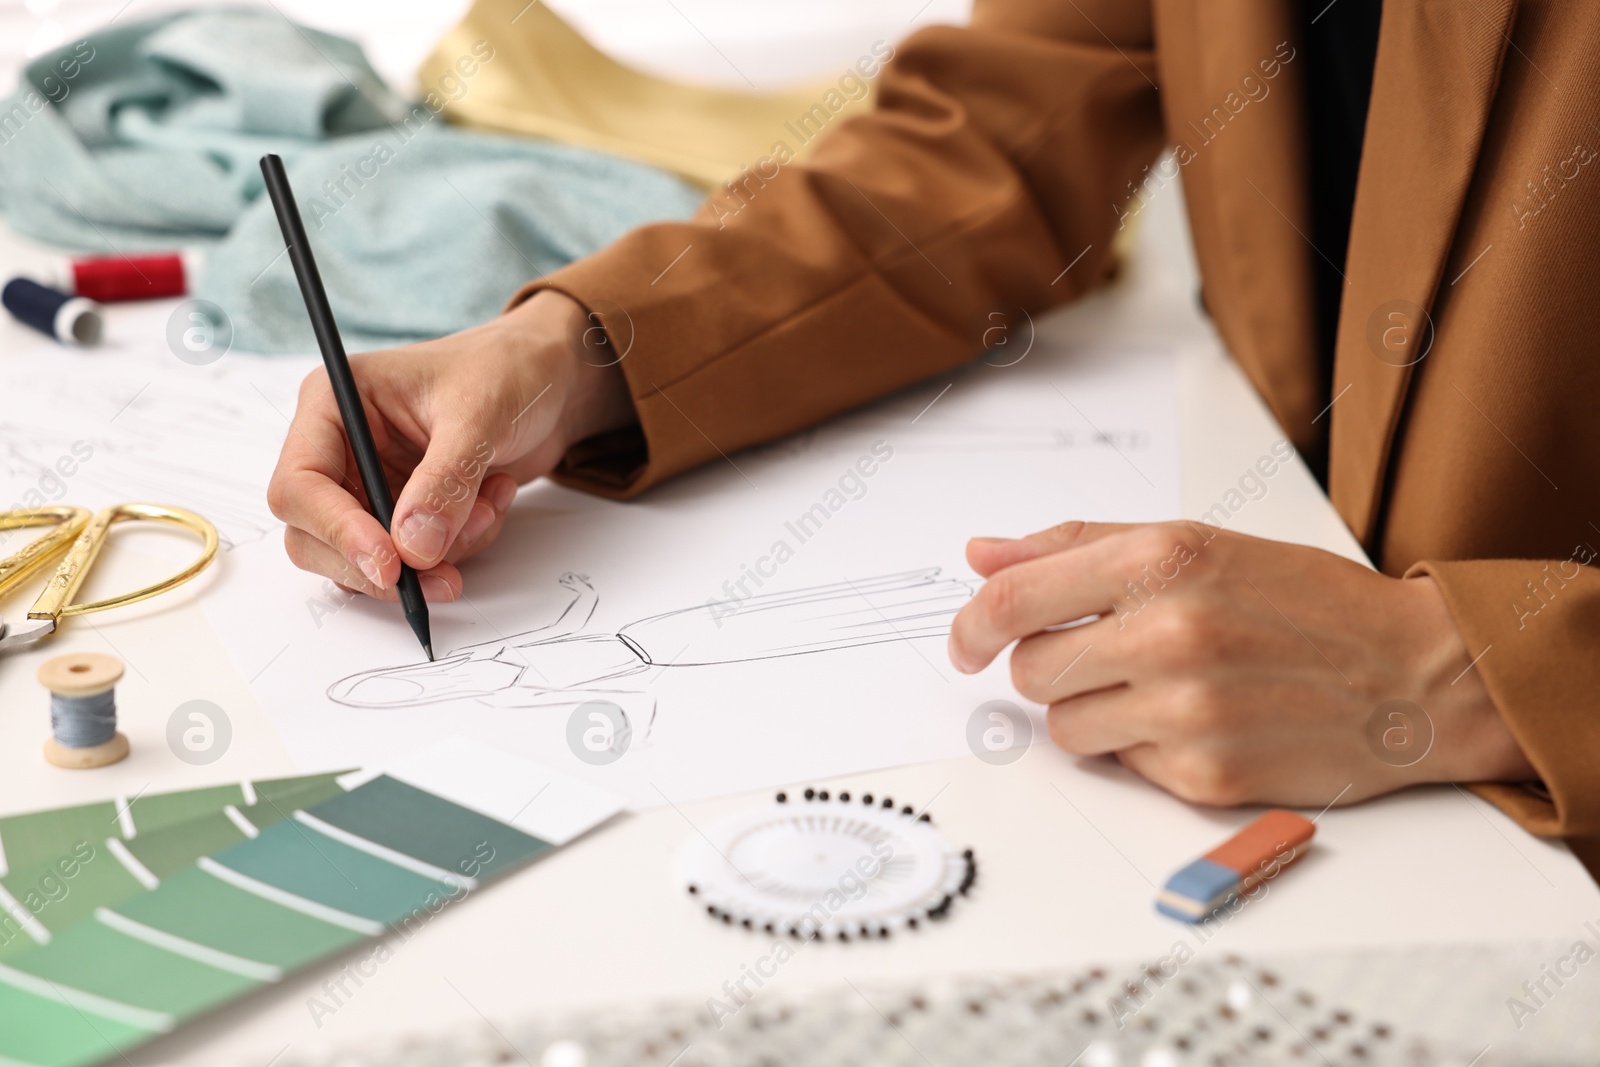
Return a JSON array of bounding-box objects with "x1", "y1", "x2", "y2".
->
[
  {"x1": 506, "y1": 0, "x2": 1165, "y2": 496},
  {"x1": 1408, "y1": 556, "x2": 1600, "y2": 841}
]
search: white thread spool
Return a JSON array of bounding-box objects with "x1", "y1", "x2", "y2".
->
[{"x1": 38, "y1": 653, "x2": 130, "y2": 769}]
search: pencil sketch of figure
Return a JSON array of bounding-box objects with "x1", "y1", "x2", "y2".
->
[{"x1": 327, "y1": 568, "x2": 977, "y2": 715}]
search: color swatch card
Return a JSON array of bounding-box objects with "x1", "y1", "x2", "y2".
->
[
  {"x1": 0, "y1": 774, "x2": 349, "y2": 960},
  {"x1": 0, "y1": 740, "x2": 625, "y2": 1067},
  {"x1": 0, "y1": 772, "x2": 347, "y2": 879}
]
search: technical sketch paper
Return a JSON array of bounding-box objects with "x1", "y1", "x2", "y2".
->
[
  {"x1": 0, "y1": 309, "x2": 1177, "y2": 807},
  {"x1": 324, "y1": 568, "x2": 980, "y2": 756},
  {"x1": 200, "y1": 341, "x2": 1182, "y2": 809},
  {"x1": 0, "y1": 334, "x2": 314, "y2": 555}
]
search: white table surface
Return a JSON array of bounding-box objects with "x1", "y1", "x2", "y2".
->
[{"x1": 1, "y1": 4, "x2": 1597, "y2": 1063}]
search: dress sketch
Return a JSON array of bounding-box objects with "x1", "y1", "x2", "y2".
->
[{"x1": 327, "y1": 568, "x2": 977, "y2": 718}]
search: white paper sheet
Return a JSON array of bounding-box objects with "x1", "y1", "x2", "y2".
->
[
  {"x1": 196, "y1": 338, "x2": 1181, "y2": 808},
  {"x1": 0, "y1": 329, "x2": 316, "y2": 557}
]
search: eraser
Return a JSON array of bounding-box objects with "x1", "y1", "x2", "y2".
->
[
  {"x1": 1156, "y1": 808, "x2": 1315, "y2": 921},
  {"x1": 2, "y1": 277, "x2": 103, "y2": 346}
]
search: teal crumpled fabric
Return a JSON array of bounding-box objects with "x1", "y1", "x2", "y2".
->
[{"x1": 0, "y1": 8, "x2": 703, "y2": 352}]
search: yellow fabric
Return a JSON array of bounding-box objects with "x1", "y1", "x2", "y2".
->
[{"x1": 417, "y1": 0, "x2": 875, "y2": 187}]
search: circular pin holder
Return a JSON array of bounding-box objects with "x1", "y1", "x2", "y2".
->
[{"x1": 678, "y1": 788, "x2": 977, "y2": 941}]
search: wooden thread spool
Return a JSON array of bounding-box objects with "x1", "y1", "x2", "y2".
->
[{"x1": 38, "y1": 653, "x2": 130, "y2": 769}]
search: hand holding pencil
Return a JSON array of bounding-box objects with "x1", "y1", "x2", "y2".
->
[{"x1": 259, "y1": 157, "x2": 636, "y2": 626}]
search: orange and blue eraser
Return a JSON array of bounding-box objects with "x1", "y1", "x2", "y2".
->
[{"x1": 1156, "y1": 809, "x2": 1316, "y2": 922}]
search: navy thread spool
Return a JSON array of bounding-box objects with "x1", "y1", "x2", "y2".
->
[
  {"x1": 38, "y1": 653, "x2": 130, "y2": 769},
  {"x1": 3, "y1": 277, "x2": 103, "y2": 346}
]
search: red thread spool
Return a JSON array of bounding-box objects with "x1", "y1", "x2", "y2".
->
[{"x1": 51, "y1": 251, "x2": 199, "y2": 302}]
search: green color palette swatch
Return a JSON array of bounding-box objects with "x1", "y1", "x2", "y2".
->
[
  {"x1": 0, "y1": 775, "x2": 347, "y2": 961},
  {"x1": 0, "y1": 775, "x2": 561, "y2": 1067},
  {"x1": 0, "y1": 773, "x2": 346, "y2": 877}
]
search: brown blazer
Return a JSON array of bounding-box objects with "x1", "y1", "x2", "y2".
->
[{"x1": 512, "y1": 0, "x2": 1600, "y2": 844}]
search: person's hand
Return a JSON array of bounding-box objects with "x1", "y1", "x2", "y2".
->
[
  {"x1": 948, "y1": 521, "x2": 1537, "y2": 808},
  {"x1": 266, "y1": 291, "x2": 634, "y2": 602}
]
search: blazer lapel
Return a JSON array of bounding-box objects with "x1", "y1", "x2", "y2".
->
[
  {"x1": 1157, "y1": 0, "x2": 1324, "y2": 465},
  {"x1": 1329, "y1": 0, "x2": 1518, "y2": 547}
]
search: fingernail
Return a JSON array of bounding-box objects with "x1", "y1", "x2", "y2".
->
[
  {"x1": 971, "y1": 536, "x2": 1014, "y2": 546},
  {"x1": 488, "y1": 478, "x2": 517, "y2": 512},
  {"x1": 420, "y1": 572, "x2": 457, "y2": 602},
  {"x1": 352, "y1": 551, "x2": 385, "y2": 590},
  {"x1": 947, "y1": 635, "x2": 974, "y2": 674},
  {"x1": 397, "y1": 509, "x2": 449, "y2": 563},
  {"x1": 460, "y1": 501, "x2": 495, "y2": 547}
]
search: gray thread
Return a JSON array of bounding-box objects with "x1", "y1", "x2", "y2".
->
[{"x1": 49, "y1": 689, "x2": 117, "y2": 748}]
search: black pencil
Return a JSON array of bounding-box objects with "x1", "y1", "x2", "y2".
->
[{"x1": 259, "y1": 153, "x2": 433, "y2": 661}]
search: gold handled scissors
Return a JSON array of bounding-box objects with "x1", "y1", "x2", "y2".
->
[{"x1": 0, "y1": 503, "x2": 219, "y2": 653}]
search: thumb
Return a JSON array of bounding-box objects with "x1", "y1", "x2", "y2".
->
[
  {"x1": 391, "y1": 427, "x2": 497, "y2": 570},
  {"x1": 965, "y1": 520, "x2": 1144, "y2": 577}
]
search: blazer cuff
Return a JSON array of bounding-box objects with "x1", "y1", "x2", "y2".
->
[
  {"x1": 503, "y1": 223, "x2": 973, "y2": 499},
  {"x1": 1407, "y1": 554, "x2": 1600, "y2": 839}
]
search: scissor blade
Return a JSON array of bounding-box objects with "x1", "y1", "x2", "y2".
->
[{"x1": 0, "y1": 616, "x2": 56, "y2": 653}]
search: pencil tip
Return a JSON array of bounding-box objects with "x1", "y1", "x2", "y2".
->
[{"x1": 424, "y1": 644, "x2": 434, "y2": 662}]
